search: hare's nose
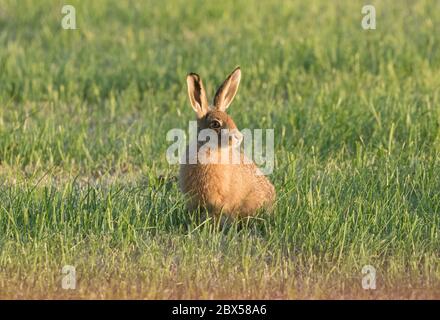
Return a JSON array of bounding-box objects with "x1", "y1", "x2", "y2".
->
[{"x1": 229, "y1": 129, "x2": 243, "y2": 146}]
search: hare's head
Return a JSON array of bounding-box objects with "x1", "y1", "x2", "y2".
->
[{"x1": 186, "y1": 67, "x2": 243, "y2": 148}]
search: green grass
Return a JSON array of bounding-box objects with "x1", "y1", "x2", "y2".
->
[{"x1": 0, "y1": 0, "x2": 439, "y2": 298}]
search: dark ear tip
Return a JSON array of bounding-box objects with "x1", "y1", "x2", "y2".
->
[
  {"x1": 231, "y1": 67, "x2": 241, "y2": 78},
  {"x1": 187, "y1": 72, "x2": 200, "y2": 81}
]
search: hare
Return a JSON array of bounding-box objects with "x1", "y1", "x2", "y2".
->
[{"x1": 179, "y1": 67, "x2": 276, "y2": 217}]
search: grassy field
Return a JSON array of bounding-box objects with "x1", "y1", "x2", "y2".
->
[{"x1": 0, "y1": 0, "x2": 439, "y2": 299}]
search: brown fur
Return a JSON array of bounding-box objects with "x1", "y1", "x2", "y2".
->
[{"x1": 179, "y1": 67, "x2": 276, "y2": 217}]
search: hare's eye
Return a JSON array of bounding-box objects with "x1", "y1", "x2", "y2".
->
[{"x1": 210, "y1": 120, "x2": 221, "y2": 129}]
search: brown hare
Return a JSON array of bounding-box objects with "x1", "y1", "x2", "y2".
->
[{"x1": 179, "y1": 67, "x2": 276, "y2": 217}]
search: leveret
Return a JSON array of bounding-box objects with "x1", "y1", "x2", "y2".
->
[{"x1": 179, "y1": 67, "x2": 275, "y2": 217}]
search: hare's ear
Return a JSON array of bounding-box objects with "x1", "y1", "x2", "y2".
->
[
  {"x1": 213, "y1": 67, "x2": 241, "y2": 111},
  {"x1": 186, "y1": 73, "x2": 209, "y2": 118}
]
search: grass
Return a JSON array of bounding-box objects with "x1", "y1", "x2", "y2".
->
[{"x1": 0, "y1": 0, "x2": 439, "y2": 299}]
